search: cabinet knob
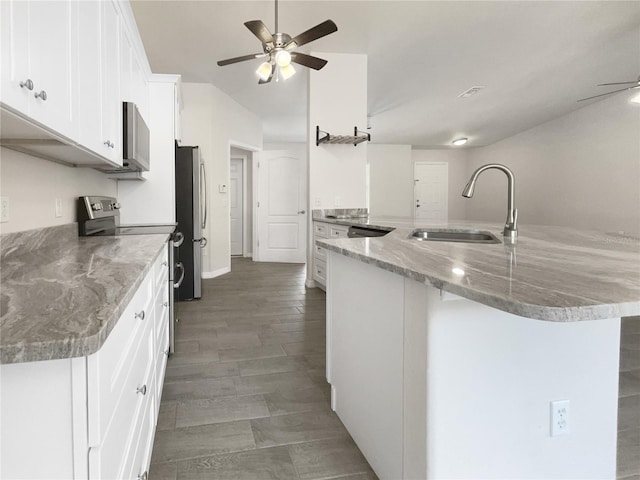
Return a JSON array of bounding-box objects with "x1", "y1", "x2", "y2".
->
[
  {"x1": 103, "y1": 140, "x2": 115, "y2": 148},
  {"x1": 164, "y1": 349, "x2": 170, "y2": 356},
  {"x1": 162, "y1": 261, "x2": 168, "y2": 266},
  {"x1": 298, "y1": 210, "x2": 306, "y2": 214},
  {"x1": 136, "y1": 385, "x2": 147, "y2": 396},
  {"x1": 20, "y1": 79, "x2": 34, "y2": 90},
  {"x1": 34, "y1": 90, "x2": 47, "y2": 101},
  {"x1": 163, "y1": 301, "x2": 169, "y2": 308},
  {"x1": 137, "y1": 471, "x2": 148, "y2": 480},
  {"x1": 135, "y1": 310, "x2": 145, "y2": 321}
]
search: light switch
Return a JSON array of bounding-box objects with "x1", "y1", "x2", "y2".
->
[{"x1": 0, "y1": 196, "x2": 8, "y2": 223}]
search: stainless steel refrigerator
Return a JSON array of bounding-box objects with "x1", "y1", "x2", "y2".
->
[{"x1": 175, "y1": 142, "x2": 207, "y2": 300}]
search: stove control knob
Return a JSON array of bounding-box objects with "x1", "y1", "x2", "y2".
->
[
  {"x1": 111, "y1": 202, "x2": 121, "y2": 210},
  {"x1": 91, "y1": 203, "x2": 103, "y2": 211}
]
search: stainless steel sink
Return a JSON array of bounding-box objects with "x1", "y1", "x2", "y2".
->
[{"x1": 409, "y1": 228, "x2": 501, "y2": 244}]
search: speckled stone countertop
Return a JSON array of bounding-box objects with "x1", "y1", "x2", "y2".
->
[
  {"x1": 0, "y1": 224, "x2": 169, "y2": 364},
  {"x1": 315, "y1": 216, "x2": 640, "y2": 322}
]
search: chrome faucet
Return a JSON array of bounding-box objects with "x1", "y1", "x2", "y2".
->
[{"x1": 462, "y1": 163, "x2": 518, "y2": 244}]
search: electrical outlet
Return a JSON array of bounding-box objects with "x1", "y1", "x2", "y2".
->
[
  {"x1": 334, "y1": 196, "x2": 342, "y2": 207},
  {"x1": 550, "y1": 399, "x2": 570, "y2": 436},
  {"x1": 314, "y1": 197, "x2": 321, "y2": 207},
  {"x1": 55, "y1": 198, "x2": 63, "y2": 218},
  {"x1": 0, "y1": 196, "x2": 9, "y2": 223}
]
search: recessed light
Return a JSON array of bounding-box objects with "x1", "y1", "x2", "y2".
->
[{"x1": 452, "y1": 138, "x2": 468, "y2": 146}]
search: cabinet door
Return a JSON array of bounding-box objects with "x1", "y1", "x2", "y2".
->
[
  {"x1": 28, "y1": 0, "x2": 77, "y2": 139},
  {"x1": 76, "y1": 0, "x2": 103, "y2": 155},
  {"x1": 0, "y1": 0, "x2": 30, "y2": 113},
  {"x1": 101, "y1": 0, "x2": 121, "y2": 164}
]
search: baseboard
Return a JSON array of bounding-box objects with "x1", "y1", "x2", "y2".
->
[
  {"x1": 202, "y1": 266, "x2": 231, "y2": 279},
  {"x1": 244, "y1": 252, "x2": 253, "y2": 258}
]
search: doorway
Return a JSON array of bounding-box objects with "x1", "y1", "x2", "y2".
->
[
  {"x1": 230, "y1": 157, "x2": 243, "y2": 256},
  {"x1": 414, "y1": 162, "x2": 448, "y2": 221}
]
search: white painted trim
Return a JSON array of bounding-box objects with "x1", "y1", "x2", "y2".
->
[
  {"x1": 229, "y1": 139, "x2": 260, "y2": 153},
  {"x1": 202, "y1": 267, "x2": 230, "y2": 279},
  {"x1": 305, "y1": 278, "x2": 317, "y2": 289},
  {"x1": 252, "y1": 152, "x2": 260, "y2": 261},
  {"x1": 242, "y1": 156, "x2": 249, "y2": 257},
  {"x1": 244, "y1": 252, "x2": 253, "y2": 258},
  {"x1": 114, "y1": 0, "x2": 152, "y2": 77},
  {"x1": 148, "y1": 73, "x2": 181, "y2": 84}
]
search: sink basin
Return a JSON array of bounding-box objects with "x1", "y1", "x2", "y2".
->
[{"x1": 409, "y1": 228, "x2": 501, "y2": 244}]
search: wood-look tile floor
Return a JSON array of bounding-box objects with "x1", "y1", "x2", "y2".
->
[
  {"x1": 618, "y1": 316, "x2": 640, "y2": 480},
  {"x1": 150, "y1": 258, "x2": 639, "y2": 479},
  {"x1": 149, "y1": 258, "x2": 378, "y2": 480}
]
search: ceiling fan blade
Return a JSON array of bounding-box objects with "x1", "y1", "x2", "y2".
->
[
  {"x1": 285, "y1": 20, "x2": 337, "y2": 50},
  {"x1": 577, "y1": 87, "x2": 632, "y2": 102},
  {"x1": 244, "y1": 20, "x2": 274, "y2": 46},
  {"x1": 291, "y1": 52, "x2": 328, "y2": 70},
  {"x1": 597, "y1": 81, "x2": 639, "y2": 86},
  {"x1": 217, "y1": 53, "x2": 267, "y2": 66}
]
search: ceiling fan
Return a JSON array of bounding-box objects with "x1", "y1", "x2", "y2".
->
[
  {"x1": 577, "y1": 75, "x2": 640, "y2": 102},
  {"x1": 217, "y1": 0, "x2": 337, "y2": 84}
]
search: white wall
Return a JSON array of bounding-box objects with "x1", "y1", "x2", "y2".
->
[
  {"x1": 466, "y1": 92, "x2": 640, "y2": 234},
  {"x1": 230, "y1": 146, "x2": 254, "y2": 256},
  {"x1": 119, "y1": 80, "x2": 177, "y2": 225},
  {"x1": 412, "y1": 149, "x2": 469, "y2": 221},
  {"x1": 308, "y1": 53, "x2": 368, "y2": 210},
  {"x1": 0, "y1": 148, "x2": 116, "y2": 234},
  {"x1": 180, "y1": 83, "x2": 262, "y2": 277},
  {"x1": 368, "y1": 144, "x2": 413, "y2": 217}
]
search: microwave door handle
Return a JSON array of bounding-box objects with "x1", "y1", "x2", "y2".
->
[{"x1": 200, "y1": 163, "x2": 207, "y2": 229}]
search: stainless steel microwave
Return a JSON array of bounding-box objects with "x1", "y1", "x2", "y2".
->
[{"x1": 122, "y1": 101, "x2": 150, "y2": 172}]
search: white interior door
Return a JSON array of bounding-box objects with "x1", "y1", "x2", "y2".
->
[
  {"x1": 257, "y1": 150, "x2": 307, "y2": 263},
  {"x1": 230, "y1": 158, "x2": 243, "y2": 256},
  {"x1": 414, "y1": 162, "x2": 448, "y2": 221}
]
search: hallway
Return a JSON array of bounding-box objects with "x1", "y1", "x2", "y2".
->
[{"x1": 149, "y1": 258, "x2": 377, "y2": 479}]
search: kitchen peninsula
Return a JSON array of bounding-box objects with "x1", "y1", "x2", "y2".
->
[{"x1": 317, "y1": 217, "x2": 640, "y2": 480}]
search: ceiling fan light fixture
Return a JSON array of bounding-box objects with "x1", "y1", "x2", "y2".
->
[
  {"x1": 452, "y1": 137, "x2": 468, "y2": 146},
  {"x1": 275, "y1": 50, "x2": 292, "y2": 67},
  {"x1": 256, "y1": 62, "x2": 273, "y2": 81},
  {"x1": 280, "y1": 63, "x2": 296, "y2": 80}
]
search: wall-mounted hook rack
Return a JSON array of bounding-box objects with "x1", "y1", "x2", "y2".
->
[{"x1": 316, "y1": 126, "x2": 371, "y2": 147}]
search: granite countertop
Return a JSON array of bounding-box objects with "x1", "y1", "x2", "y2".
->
[
  {"x1": 315, "y1": 216, "x2": 640, "y2": 322},
  {"x1": 0, "y1": 225, "x2": 169, "y2": 364}
]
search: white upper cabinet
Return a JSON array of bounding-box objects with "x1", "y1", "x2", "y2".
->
[
  {"x1": 1, "y1": 0, "x2": 151, "y2": 170},
  {"x1": 101, "y1": 0, "x2": 121, "y2": 164},
  {"x1": 77, "y1": 0, "x2": 122, "y2": 166},
  {"x1": 1, "y1": 0, "x2": 77, "y2": 140}
]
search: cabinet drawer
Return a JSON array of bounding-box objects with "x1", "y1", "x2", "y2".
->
[
  {"x1": 313, "y1": 259, "x2": 327, "y2": 285},
  {"x1": 88, "y1": 272, "x2": 153, "y2": 443},
  {"x1": 153, "y1": 243, "x2": 169, "y2": 290},
  {"x1": 125, "y1": 387, "x2": 155, "y2": 480},
  {"x1": 89, "y1": 316, "x2": 155, "y2": 479},
  {"x1": 314, "y1": 242, "x2": 327, "y2": 261},
  {"x1": 330, "y1": 225, "x2": 349, "y2": 239},
  {"x1": 155, "y1": 320, "x2": 169, "y2": 406},
  {"x1": 314, "y1": 222, "x2": 328, "y2": 238},
  {"x1": 154, "y1": 282, "x2": 169, "y2": 345}
]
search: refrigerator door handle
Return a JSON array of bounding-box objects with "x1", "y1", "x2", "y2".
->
[
  {"x1": 193, "y1": 237, "x2": 208, "y2": 248},
  {"x1": 173, "y1": 231, "x2": 184, "y2": 248},
  {"x1": 174, "y1": 262, "x2": 185, "y2": 288},
  {"x1": 200, "y1": 163, "x2": 207, "y2": 229}
]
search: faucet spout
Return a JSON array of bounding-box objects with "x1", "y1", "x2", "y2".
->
[{"x1": 461, "y1": 163, "x2": 518, "y2": 243}]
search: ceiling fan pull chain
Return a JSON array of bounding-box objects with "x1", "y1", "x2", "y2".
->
[{"x1": 275, "y1": 0, "x2": 278, "y2": 33}]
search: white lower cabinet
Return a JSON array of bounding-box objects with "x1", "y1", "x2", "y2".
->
[
  {"x1": 0, "y1": 244, "x2": 169, "y2": 480},
  {"x1": 312, "y1": 221, "x2": 348, "y2": 289}
]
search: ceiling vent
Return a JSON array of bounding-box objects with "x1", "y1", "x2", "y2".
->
[{"x1": 458, "y1": 86, "x2": 485, "y2": 98}]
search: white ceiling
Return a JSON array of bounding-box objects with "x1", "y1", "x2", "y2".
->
[{"x1": 130, "y1": 1, "x2": 640, "y2": 147}]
